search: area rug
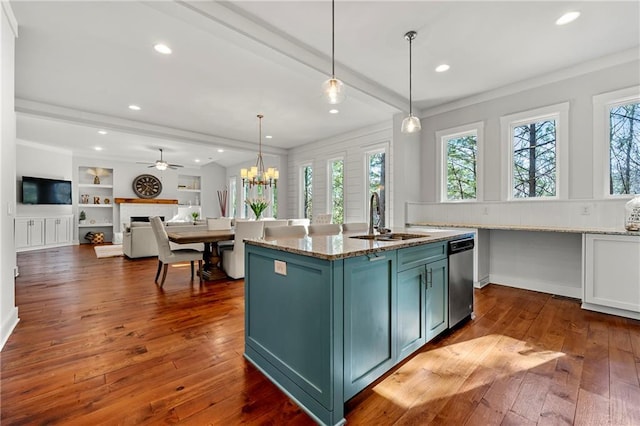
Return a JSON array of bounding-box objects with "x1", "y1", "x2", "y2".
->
[{"x1": 94, "y1": 245, "x2": 124, "y2": 258}]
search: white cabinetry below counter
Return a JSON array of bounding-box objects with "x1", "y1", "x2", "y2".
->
[
  {"x1": 16, "y1": 216, "x2": 73, "y2": 252},
  {"x1": 583, "y1": 233, "x2": 640, "y2": 320}
]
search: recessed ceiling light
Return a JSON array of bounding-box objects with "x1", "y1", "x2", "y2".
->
[
  {"x1": 128, "y1": 104, "x2": 141, "y2": 111},
  {"x1": 217, "y1": 149, "x2": 224, "y2": 153},
  {"x1": 556, "y1": 11, "x2": 580, "y2": 25},
  {"x1": 194, "y1": 159, "x2": 201, "y2": 163},
  {"x1": 153, "y1": 43, "x2": 172, "y2": 55},
  {"x1": 94, "y1": 146, "x2": 103, "y2": 151},
  {"x1": 265, "y1": 135, "x2": 273, "y2": 139},
  {"x1": 97, "y1": 130, "x2": 107, "y2": 135},
  {"x1": 329, "y1": 109, "x2": 339, "y2": 114},
  {"x1": 435, "y1": 64, "x2": 450, "y2": 73}
]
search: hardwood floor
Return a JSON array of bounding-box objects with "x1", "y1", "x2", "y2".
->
[{"x1": 2, "y1": 244, "x2": 639, "y2": 425}]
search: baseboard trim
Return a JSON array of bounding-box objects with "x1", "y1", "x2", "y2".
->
[
  {"x1": 581, "y1": 302, "x2": 640, "y2": 320},
  {"x1": 0, "y1": 307, "x2": 19, "y2": 350},
  {"x1": 474, "y1": 275, "x2": 490, "y2": 289},
  {"x1": 489, "y1": 274, "x2": 582, "y2": 299}
]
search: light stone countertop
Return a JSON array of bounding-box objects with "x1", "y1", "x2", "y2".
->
[
  {"x1": 244, "y1": 228, "x2": 473, "y2": 261},
  {"x1": 406, "y1": 222, "x2": 640, "y2": 237}
]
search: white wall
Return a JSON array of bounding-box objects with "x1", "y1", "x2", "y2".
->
[
  {"x1": 200, "y1": 161, "x2": 227, "y2": 218},
  {"x1": 287, "y1": 123, "x2": 393, "y2": 224},
  {"x1": 1, "y1": 3, "x2": 19, "y2": 349}
]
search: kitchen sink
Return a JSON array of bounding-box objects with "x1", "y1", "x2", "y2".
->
[{"x1": 349, "y1": 233, "x2": 429, "y2": 241}]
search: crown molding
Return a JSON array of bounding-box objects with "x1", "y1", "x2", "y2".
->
[
  {"x1": 290, "y1": 119, "x2": 392, "y2": 156},
  {"x1": 15, "y1": 99, "x2": 288, "y2": 156},
  {"x1": 17, "y1": 139, "x2": 72, "y2": 155},
  {"x1": 420, "y1": 48, "x2": 640, "y2": 119},
  {"x1": 145, "y1": 1, "x2": 408, "y2": 113}
]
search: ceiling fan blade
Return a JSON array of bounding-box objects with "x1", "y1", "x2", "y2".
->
[
  {"x1": 168, "y1": 164, "x2": 184, "y2": 168},
  {"x1": 136, "y1": 161, "x2": 152, "y2": 165}
]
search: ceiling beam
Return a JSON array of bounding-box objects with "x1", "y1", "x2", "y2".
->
[
  {"x1": 15, "y1": 99, "x2": 288, "y2": 156},
  {"x1": 144, "y1": 0, "x2": 412, "y2": 114}
]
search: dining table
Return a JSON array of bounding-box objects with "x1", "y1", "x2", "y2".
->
[{"x1": 167, "y1": 229, "x2": 234, "y2": 281}]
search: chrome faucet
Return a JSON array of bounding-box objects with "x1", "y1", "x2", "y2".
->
[{"x1": 369, "y1": 192, "x2": 387, "y2": 235}]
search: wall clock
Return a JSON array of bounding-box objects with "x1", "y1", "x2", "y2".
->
[{"x1": 132, "y1": 174, "x2": 162, "y2": 199}]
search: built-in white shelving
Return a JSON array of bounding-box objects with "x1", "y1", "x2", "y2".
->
[{"x1": 77, "y1": 166, "x2": 114, "y2": 243}]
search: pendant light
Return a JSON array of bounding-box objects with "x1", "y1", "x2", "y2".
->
[
  {"x1": 322, "y1": 0, "x2": 345, "y2": 104},
  {"x1": 240, "y1": 115, "x2": 279, "y2": 188},
  {"x1": 401, "y1": 31, "x2": 421, "y2": 134}
]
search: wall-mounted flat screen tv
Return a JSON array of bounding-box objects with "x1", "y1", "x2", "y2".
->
[{"x1": 22, "y1": 176, "x2": 72, "y2": 205}]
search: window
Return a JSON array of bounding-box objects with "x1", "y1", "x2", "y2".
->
[
  {"x1": 367, "y1": 150, "x2": 386, "y2": 227},
  {"x1": 228, "y1": 177, "x2": 236, "y2": 218},
  {"x1": 594, "y1": 87, "x2": 640, "y2": 197},
  {"x1": 301, "y1": 164, "x2": 313, "y2": 220},
  {"x1": 328, "y1": 158, "x2": 344, "y2": 224},
  {"x1": 609, "y1": 102, "x2": 640, "y2": 194},
  {"x1": 436, "y1": 122, "x2": 483, "y2": 202},
  {"x1": 501, "y1": 103, "x2": 569, "y2": 200}
]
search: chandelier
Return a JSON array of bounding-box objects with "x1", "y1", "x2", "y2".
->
[{"x1": 241, "y1": 114, "x2": 279, "y2": 188}]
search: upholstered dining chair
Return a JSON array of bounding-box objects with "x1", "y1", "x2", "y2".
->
[
  {"x1": 264, "y1": 225, "x2": 308, "y2": 239},
  {"x1": 149, "y1": 216, "x2": 203, "y2": 287},
  {"x1": 308, "y1": 223, "x2": 342, "y2": 236},
  {"x1": 313, "y1": 213, "x2": 333, "y2": 224},
  {"x1": 287, "y1": 218, "x2": 310, "y2": 227},
  {"x1": 263, "y1": 219, "x2": 289, "y2": 229},
  {"x1": 207, "y1": 217, "x2": 232, "y2": 230},
  {"x1": 342, "y1": 222, "x2": 369, "y2": 232},
  {"x1": 221, "y1": 220, "x2": 264, "y2": 279}
]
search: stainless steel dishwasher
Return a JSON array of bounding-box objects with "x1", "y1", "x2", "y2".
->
[{"x1": 448, "y1": 237, "x2": 475, "y2": 328}]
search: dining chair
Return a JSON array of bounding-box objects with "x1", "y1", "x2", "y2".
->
[
  {"x1": 149, "y1": 216, "x2": 203, "y2": 287},
  {"x1": 287, "y1": 218, "x2": 310, "y2": 227},
  {"x1": 313, "y1": 213, "x2": 333, "y2": 224},
  {"x1": 207, "y1": 217, "x2": 232, "y2": 230},
  {"x1": 263, "y1": 219, "x2": 289, "y2": 229},
  {"x1": 221, "y1": 220, "x2": 264, "y2": 279},
  {"x1": 308, "y1": 223, "x2": 342, "y2": 236},
  {"x1": 265, "y1": 225, "x2": 307, "y2": 239},
  {"x1": 342, "y1": 222, "x2": 368, "y2": 232}
]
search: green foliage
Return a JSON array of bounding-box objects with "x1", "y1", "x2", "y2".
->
[
  {"x1": 368, "y1": 152, "x2": 385, "y2": 227},
  {"x1": 512, "y1": 120, "x2": 557, "y2": 198},
  {"x1": 245, "y1": 198, "x2": 269, "y2": 220},
  {"x1": 446, "y1": 135, "x2": 477, "y2": 200},
  {"x1": 610, "y1": 102, "x2": 640, "y2": 195},
  {"x1": 79, "y1": 210, "x2": 86, "y2": 221},
  {"x1": 191, "y1": 211, "x2": 199, "y2": 221}
]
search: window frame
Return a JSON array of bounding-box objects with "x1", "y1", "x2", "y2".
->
[
  {"x1": 364, "y1": 147, "x2": 388, "y2": 227},
  {"x1": 500, "y1": 102, "x2": 569, "y2": 201},
  {"x1": 435, "y1": 121, "x2": 484, "y2": 203},
  {"x1": 593, "y1": 86, "x2": 640, "y2": 199}
]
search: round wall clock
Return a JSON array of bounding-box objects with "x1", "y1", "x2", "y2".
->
[{"x1": 132, "y1": 174, "x2": 162, "y2": 199}]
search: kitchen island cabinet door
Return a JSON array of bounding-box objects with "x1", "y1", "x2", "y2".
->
[
  {"x1": 583, "y1": 234, "x2": 640, "y2": 318},
  {"x1": 397, "y1": 266, "x2": 426, "y2": 361},
  {"x1": 344, "y1": 253, "x2": 396, "y2": 400},
  {"x1": 426, "y1": 258, "x2": 448, "y2": 342}
]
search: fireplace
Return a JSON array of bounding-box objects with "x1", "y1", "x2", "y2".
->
[{"x1": 130, "y1": 216, "x2": 165, "y2": 222}]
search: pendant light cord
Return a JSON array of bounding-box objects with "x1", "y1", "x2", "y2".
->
[
  {"x1": 408, "y1": 34, "x2": 413, "y2": 115},
  {"x1": 331, "y1": 0, "x2": 335, "y2": 78}
]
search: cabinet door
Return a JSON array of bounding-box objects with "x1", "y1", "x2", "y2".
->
[
  {"x1": 344, "y1": 253, "x2": 396, "y2": 400},
  {"x1": 15, "y1": 219, "x2": 31, "y2": 249},
  {"x1": 426, "y1": 258, "x2": 448, "y2": 342},
  {"x1": 30, "y1": 218, "x2": 45, "y2": 247},
  {"x1": 45, "y1": 218, "x2": 58, "y2": 245},
  {"x1": 397, "y1": 266, "x2": 425, "y2": 361},
  {"x1": 57, "y1": 217, "x2": 71, "y2": 243},
  {"x1": 584, "y1": 234, "x2": 640, "y2": 313}
]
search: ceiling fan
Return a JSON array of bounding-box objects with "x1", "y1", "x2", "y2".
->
[{"x1": 137, "y1": 148, "x2": 183, "y2": 171}]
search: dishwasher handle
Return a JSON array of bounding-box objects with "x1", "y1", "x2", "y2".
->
[{"x1": 448, "y1": 237, "x2": 475, "y2": 254}]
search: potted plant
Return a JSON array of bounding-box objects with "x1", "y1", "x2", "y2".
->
[
  {"x1": 79, "y1": 210, "x2": 87, "y2": 225},
  {"x1": 245, "y1": 198, "x2": 269, "y2": 220},
  {"x1": 191, "y1": 211, "x2": 199, "y2": 223}
]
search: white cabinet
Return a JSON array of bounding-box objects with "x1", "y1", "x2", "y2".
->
[
  {"x1": 177, "y1": 174, "x2": 201, "y2": 207},
  {"x1": 583, "y1": 234, "x2": 640, "y2": 319},
  {"x1": 45, "y1": 217, "x2": 71, "y2": 245},
  {"x1": 15, "y1": 218, "x2": 45, "y2": 250}
]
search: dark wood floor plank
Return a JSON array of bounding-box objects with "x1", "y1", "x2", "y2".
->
[{"x1": 1, "y1": 245, "x2": 637, "y2": 425}]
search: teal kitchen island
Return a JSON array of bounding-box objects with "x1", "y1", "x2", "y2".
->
[{"x1": 244, "y1": 229, "x2": 474, "y2": 425}]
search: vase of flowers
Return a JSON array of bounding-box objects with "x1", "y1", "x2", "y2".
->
[
  {"x1": 191, "y1": 211, "x2": 199, "y2": 223},
  {"x1": 245, "y1": 198, "x2": 269, "y2": 220}
]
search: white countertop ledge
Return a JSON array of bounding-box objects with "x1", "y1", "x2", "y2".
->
[{"x1": 406, "y1": 222, "x2": 640, "y2": 236}]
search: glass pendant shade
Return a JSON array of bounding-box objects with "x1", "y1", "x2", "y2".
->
[
  {"x1": 401, "y1": 114, "x2": 422, "y2": 133},
  {"x1": 323, "y1": 77, "x2": 345, "y2": 105}
]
